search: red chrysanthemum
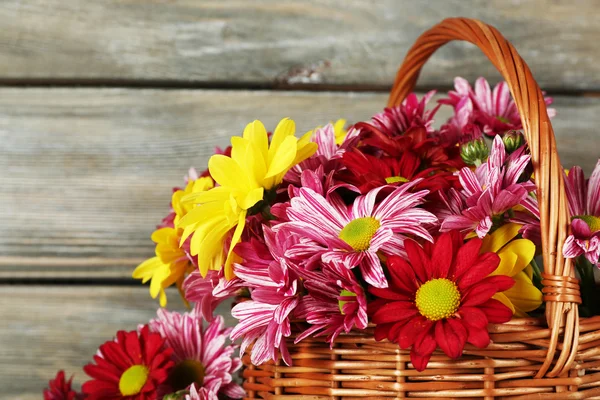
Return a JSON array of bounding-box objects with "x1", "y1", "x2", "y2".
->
[
  {"x1": 44, "y1": 370, "x2": 84, "y2": 400},
  {"x1": 369, "y1": 232, "x2": 514, "y2": 371},
  {"x1": 82, "y1": 326, "x2": 174, "y2": 400},
  {"x1": 339, "y1": 148, "x2": 459, "y2": 195}
]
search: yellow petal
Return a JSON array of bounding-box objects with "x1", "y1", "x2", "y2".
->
[
  {"x1": 197, "y1": 218, "x2": 231, "y2": 276},
  {"x1": 268, "y1": 118, "x2": 295, "y2": 164},
  {"x1": 239, "y1": 187, "x2": 264, "y2": 210},
  {"x1": 292, "y1": 141, "x2": 318, "y2": 166},
  {"x1": 149, "y1": 263, "x2": 171, "y2": 298},
  {"x1": 208, "y1": 154, "x2": 252, "y2": 191},
  {"x1": 151, "y1": 227, "x2": 174, "y2": 245},
  {"x1": 503, "y1": 271, "x2": 543, "y2": 313},
  {"x1": 491, "y1": 251, "x2": 517, "y2": 277},
  {"x1": 224, "y1": 210, "x2": 247, "y2": 280},
  {"x1": 243, "y1": 120, "x2": 269, "y2": 163},
  {"x1": 493, "y1": 292, "x2": 516, "y2": 314},
  {"x1": 183, "y1": 186, "x2": 233, "y2": 206},
  {"x1": 231, "y1": 136, "x2": 266, "y2": 187},
  {"x1": 481, "y1": 223, "x2": 521, "y2": 253},
  {"x1": 132, "y1": 257, "x2": 163, "y2": 282},
  {"x1": 265, "y1": 135, "x2": 297, "y2": 179},
  {"x1": 158, "y1": 289, "x2": 167, "y2": 307},
  {"x1": 498, "y1": 239, "x2": 535, "y2": 276}
]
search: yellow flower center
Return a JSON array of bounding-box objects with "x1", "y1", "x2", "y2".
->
[
  {"x1": 169, "y1": 360, "x2": 206, "y2": 392},
  {"x1": 119, "y1": 365, "x2": 149, "y2": 396},
  {"x1": 339, "y1": 217, "x2": 381, "y2": 251},
  {"x1": 415, "y1": 279, "x2": 461, "y2": 321},
  {"x1": 574, "y1": 215, "x2": 600, "y2": 232},
  {"x1": 338, "y1": 289, "x2": 357, "y2": 314},
  {"x1": 385, "y1": 176, "x2": 409, "y2": 184}
]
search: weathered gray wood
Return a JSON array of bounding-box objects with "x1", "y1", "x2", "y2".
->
[
  {"x1": 0, "y1": 1, "x2": 599, "y2": 90},
  {"x1": 0, "y1": 285, "x2": 234, "y2": 399},
  {"x1": 0, "y1": 88, "x2": 597, "y2": 279}
]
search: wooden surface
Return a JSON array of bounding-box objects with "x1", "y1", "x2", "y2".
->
[
  {"x1": 0, "y1": 1, "x2": 598, "y2": 91},
  {"x1": 0, "y1": 286, "x2": 233, "y2": 399},
  {"x1": 1, "y1": 1, "x2": 599, "y2": 398}
]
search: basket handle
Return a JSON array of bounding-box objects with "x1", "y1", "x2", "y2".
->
[{"x1": 388, "y1": 17, "x2": 579, "y2": 377}]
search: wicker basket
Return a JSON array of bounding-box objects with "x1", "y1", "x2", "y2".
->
[{"x1": 241, "y1": 18, "x2": 600, "y2": 399}]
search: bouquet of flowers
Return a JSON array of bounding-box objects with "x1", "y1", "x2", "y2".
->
[{"x1": 44, "y1": 76, "x2": 600, "y2": 400}]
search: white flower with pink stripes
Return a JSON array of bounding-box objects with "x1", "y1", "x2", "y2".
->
[{"x1": 279, "y1": 183, "x2": 437, "y2": 288}]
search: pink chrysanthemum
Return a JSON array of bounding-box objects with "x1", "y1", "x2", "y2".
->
[
  {"x1": 295, "y1": 263, "x2": 368, "y2": 345},
  {"x1": 368, "y1": 91, "x2": 439, "y2": 137},
  {"x1": 439, "y1": 77, "x2": 555, "y2": 137},
  {"x1": 43, "y1": 370, "x2": 84, "y2": 400},
  {"x1": 182, "y1": 269, "x2": 244, "y2": 322},
  {"x1": 280, "y1": 184, "x2": 437, "y2": 288},
  {"x1": 185, "y1": 384, "x2": 219, "y2": 400},
  {"x1": 230, "y1": 227, "x2": 300, "y2": 366},
  {"x1": 563, "y1": 160, "x2": 600, "y2": 265},
  {"x1": 149, "y1": 309, "x2": 244, "y2": 398},
  {"x1": 440, "y1": 136, "x2": 534, "y2": 237}
]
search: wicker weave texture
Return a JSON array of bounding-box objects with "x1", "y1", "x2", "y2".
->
[{"x1": 242, "y1": 18, "x2": 600, "y2": 399}]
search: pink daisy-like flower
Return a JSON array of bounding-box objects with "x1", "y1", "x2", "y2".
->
[
  {"x1": 369, "y1": 91, "x2": 439, "y2": 137},
  {"x1": 440, "y1": 136, "x2": 534, "y2": 237},
  {"x1": 563, "y1": 160, "x2": 600, "y2": 265},
  {"x1": 280, "y1": 183, "x2": 437, "y2": 288},
  {"x1": 295, "y1": 263, "x2": 368, "y2": 345},
  {"x1": 439, "y1": 77, "x2": 555, "y2": 137},
  {"x1": 182, "y1": 269, "x2": 244, "y2": 322},
  {"x1": 149, "y1": 309, "x2": 244, "y2": 398},
  {"x1": 230, "y1": 227, "x2": 300, "y2": 366},
  {"x1": 185, "y1": 384, "x2": 219, "y2": 400}
]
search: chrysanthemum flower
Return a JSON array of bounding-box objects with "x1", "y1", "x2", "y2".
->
[
  {"x1": 230, "y1": 227, "x2": 300, "y2": 366},
  {"x1": 149, "y1": 310, "x2": 244, "y2": 398},
  {"x1": 439, "y1": 77, "x2": 555, "y2": 137},
  {"x1": 280, "y1": 184, "x2": 437, "y2": 288},
  {"x1": 481, "y1": 223, "x2": 542, "y2": 316},
  {"x1": 295, "y1": 263, "x2": 368, "y2": 345},
  {"x1": 369, "y1": 91, "x2": 439, "y2": 137},
  {"x1": 184, "y1": 385, "x2": 218, "y2": 400},
  {"x1": 369, "y1": 233, "x2": 514, "y2": 371},
  {"x1": 340, "y1": 148, "x2": 459, "y2": 195},
  {"x1": 43, "y1": 370, "x2": 83, "y2": 400},
  {"x1": 440, "y1": 136, "x2": 534, "y2": 237},
  {"x1": 182, "y1": 269, "x2": 244, "y2": 322},
  {"x1": 178, "y1": 118, "x2": 317, "y2": 279},
  {"x1": 133, "y1": 227, "x2": 194, "y2": 306},
  {"x1": 563, "y1": 160, "x2": 600, "y2": 265},
  {"x1": 82, "y1": 326, "x2": 174, "y2": 400}
]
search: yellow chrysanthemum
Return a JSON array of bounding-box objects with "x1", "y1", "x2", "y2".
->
[
  {"x1": 172, "y1": 176, "x2": 214, "y2": 224},
  {"x1": 178, "y1": 118, "x2": 318, "y2": 279},
  {"x1": 132, "y1": 227, "x2": 192, "y2": 306},
  {"x1": 481, "y1": 223, "x2": 543, "y2": 317}
]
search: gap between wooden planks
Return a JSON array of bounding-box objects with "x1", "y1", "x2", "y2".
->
[
  {"x1": 0, "y1": 0, "x2": 598, "y2": 91},
  {"x1": 1, "y1": 88, "x2": 598, "y2": 280},
  {"x1": 0, "y1": 286, "x2": 234, "y2": 399}
]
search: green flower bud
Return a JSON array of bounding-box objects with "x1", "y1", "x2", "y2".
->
[
  {"x1": 460, "y1": 138, "x2": 489, "y2": 166},
  {"x1": 503, "y1": 130, "x2": 525, "y2": 154}
]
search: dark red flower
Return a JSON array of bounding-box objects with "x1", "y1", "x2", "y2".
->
[
  {"x1": 82, "y1": 326, "x2": 174, "y2": 400},
  {"x1": 369, "y1": 232, "x2": 514, "y2": 371},
  {"x1": 44, "y1": 370, "x2": 84, "y2": 400},
  {"x1": 339, "y1": 148, "x2": 459, "y2": 195},
  {"x1": 354, "y1": 92, "x2": 464, "y2": 169}
]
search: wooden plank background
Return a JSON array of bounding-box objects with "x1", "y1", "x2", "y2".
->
[{"x1": 1, "y1": 1, "x2": 598, "y2": 398}]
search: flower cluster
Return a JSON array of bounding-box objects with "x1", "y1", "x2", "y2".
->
[
  {"x1": 47, "y1": 75, "x2": 600, "y2": 396},
  {"x1": 44, "y1": 311, "x2": 244, "y2": 400}
]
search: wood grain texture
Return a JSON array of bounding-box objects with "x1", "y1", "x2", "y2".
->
[
  {"x1": 0, "y1": 0, "x2": 599, "y2": 90},
  {"x1": 0, "y1": 285, "x2": 234, "y2": 399},
  {"x1": 0, "y1": 88, "x2": 598, "y2": 279}
]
